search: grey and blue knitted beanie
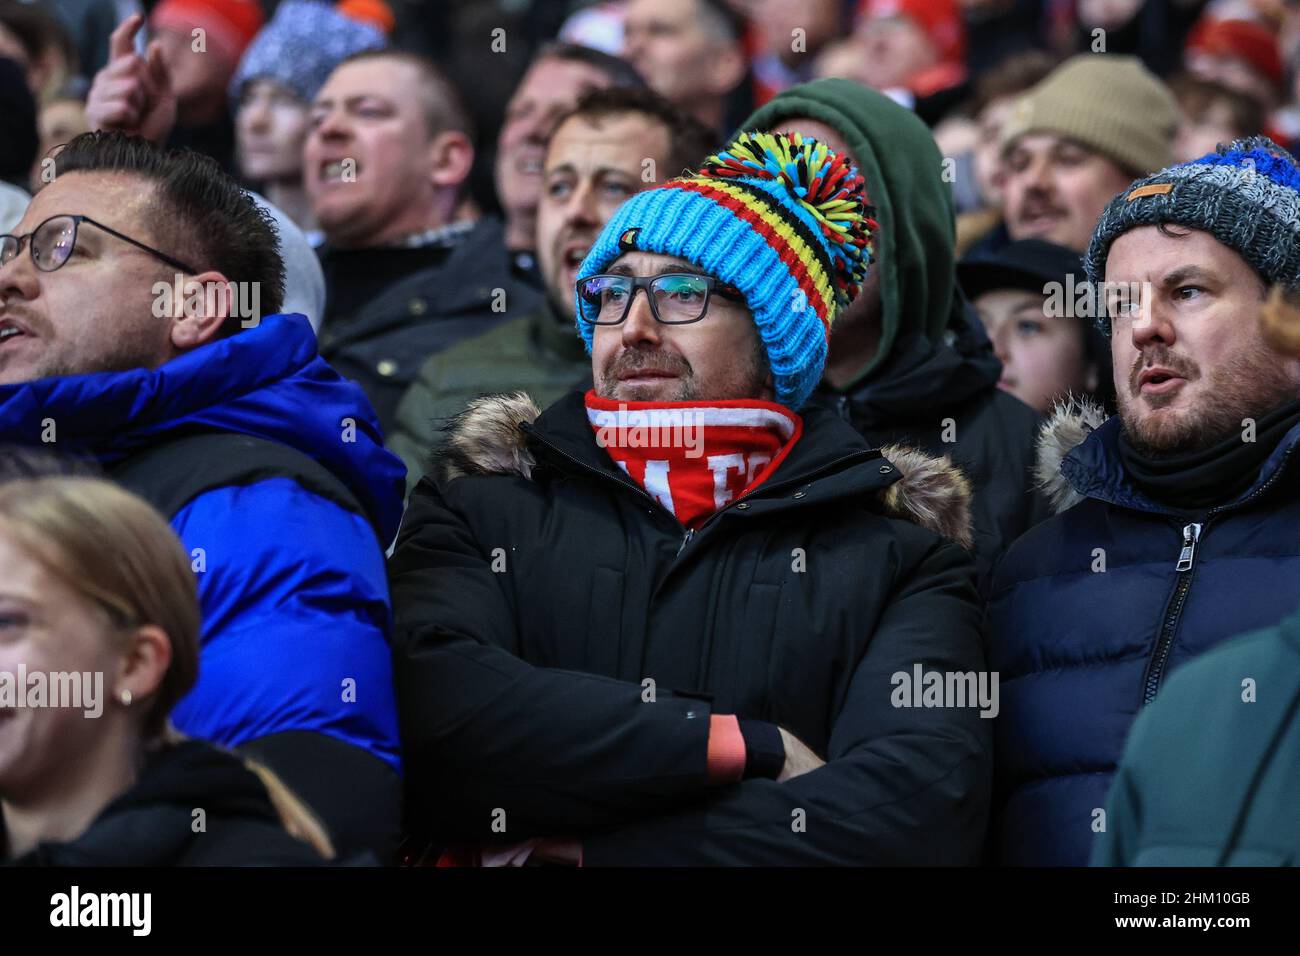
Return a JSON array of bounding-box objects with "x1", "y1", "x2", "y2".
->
[{"x1": 1085, "y1": 136, "x2": 1300, "y2": 317}]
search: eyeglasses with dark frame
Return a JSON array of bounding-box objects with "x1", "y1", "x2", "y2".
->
[
  {"x1": 576, "y1": 273, "x2": 745, "y2": 326},
  {"x1": 0, "y1": 214, "x2": 200, "y2": 275}
]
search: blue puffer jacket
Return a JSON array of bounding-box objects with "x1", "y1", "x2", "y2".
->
[
  {"x1": 0, "y1": 315, "x2": 405, "y2": 773},
  {"x1": 986, "y1": 399, "x2": 1300, "y2": 866}
]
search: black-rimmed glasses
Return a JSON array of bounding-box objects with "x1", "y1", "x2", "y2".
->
[
  {"x1": 0, "y1": 214, "x2": 199, "y2": 275},
  {"x1": 576, "y1": 273, "x2": 744, "y2": 326}
]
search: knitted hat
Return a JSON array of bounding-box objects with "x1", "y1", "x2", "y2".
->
[
  {"x1": 574, "y1": 131, "x2": 876, "y2": 410},
  {"x1": 858, "y1": 0, "x2": 965, "y2": 65},
  {"x1": 1085, "y1": 136, "x2": 1300, "y2": 324},
  {"x1": 1000, "y1": 54, "x2": 1178, "y2": 176},
  {"x1": 150, "y1": 0, "x2": 265, "y2": 67},
  {"x1": 230, "y1": 0, "x2": 387, "y2": 107},
  {"x1": 1186, "y1": 17, "x2": 1284, "y2": 92},
  {"x1": 337, "y1": 0, "x2": 397, "y2": 34}
]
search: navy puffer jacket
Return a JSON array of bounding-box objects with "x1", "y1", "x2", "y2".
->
[{"x1": 986, "y1": 399, "x2": 1300, "y2": 866}]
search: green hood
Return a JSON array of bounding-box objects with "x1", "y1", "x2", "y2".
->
[{"x1": 742, "y1": 79, "x2": 956, "y2": 384}]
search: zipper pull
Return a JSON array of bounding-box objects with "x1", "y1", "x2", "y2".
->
[
  {"x1": 677, "y1": 527, "x2": 695, "y2": 557},
  {"x1": 1175, "y1": 522, "x2": 1202, "y2": 572}
]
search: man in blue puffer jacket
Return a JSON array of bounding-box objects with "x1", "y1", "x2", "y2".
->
[
  {"x1": 0, "y1": 131, "x2": 404, "y2": 862},
  {"x1": 986, "y1": 135, "x2": 1300, "y2": 865}
]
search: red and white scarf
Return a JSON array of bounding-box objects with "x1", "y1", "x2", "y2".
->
[{"x1": 585, "y1": 390, "x2": 803, "y2": 530}]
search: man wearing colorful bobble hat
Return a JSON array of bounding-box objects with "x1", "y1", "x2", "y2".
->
[{"x1": 390, "y1": 131, "x2": 992, "y2": 866}]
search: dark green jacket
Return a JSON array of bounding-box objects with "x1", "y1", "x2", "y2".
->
[
  {"x1": 1094, "y1": 608, "x2": 1300, "y2": 866},
  {"x1": 743, "y1": 80, "x2": 1049, "y2": 587},
  {"x1": 388, "y1": 297, "x2": 591, "y2": 491}
]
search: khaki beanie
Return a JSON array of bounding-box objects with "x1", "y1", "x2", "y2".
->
[{"x1": 1000, "y1": 54, "x2": 1178, "y2": 177}]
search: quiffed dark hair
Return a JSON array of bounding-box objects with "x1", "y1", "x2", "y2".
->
[
  {"x1": 53, "y1": 131, "x2": 285, "y2": 332},
  {"x1": 556, "y1": 85, "x2": 718, "y2": 181}
]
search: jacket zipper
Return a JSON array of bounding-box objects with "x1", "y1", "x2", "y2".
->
[
  {"x1": 1143, "y1": 521, "x2": 1201, "y2": 704},
  {"x1": 1140, "y1": 445, "x2": 1296, "y2": 703}
]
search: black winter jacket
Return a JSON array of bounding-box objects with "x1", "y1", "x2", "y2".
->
[
  {"x1": 3, "y1": 740, "x2": 328, "y2": 866},
  {"x1": 389, "y1": 390, "x2": 992, "y2": 865},
  {"x1": 317, "y1": 218, "x2": 541, "y2": 433},
  {"x1": 815, "y1": 304, "x2": 1051, "y2": 591}
]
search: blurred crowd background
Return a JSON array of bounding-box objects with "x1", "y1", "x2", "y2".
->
[
  {"x1": 1, "y1": 0, "x2": 1294, "y2": 431},
  {"x1": 2, "y1": 0, "x2": 1296, "y2": 233}
]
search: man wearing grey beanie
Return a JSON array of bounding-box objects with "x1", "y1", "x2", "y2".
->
[
  {"x1": 985, "y1": 135, "x2": 1300, "y2": 866},
  {"x1": 993, "y1": 54, "x2": 1179, "y2": 255}
]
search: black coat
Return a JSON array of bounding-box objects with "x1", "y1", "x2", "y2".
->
[
  {"x1": 317, "y1": 218, "x2": 542, "y2": 433},
  {"x1": 389, "y1": 390, "x2": 992, "y2": 865},
  {"x1": 815, "y1": 304, "x2": 1050, "y2": 591},
  {"x1": 3, "y1": 740, "x2": 328, "y2": 866}
]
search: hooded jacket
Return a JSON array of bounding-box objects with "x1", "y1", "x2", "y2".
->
[
  {"x1": 743, "y1": 79, "x2": 1050, "y2": 585},
  {"x1": 0, "y1": 314, "x2": 404, "y2": 858},
  {"x1": 1094, "y1": 607, "x2": 1300, "y2": 867},
  {"x1": 987, "y1": 399, "x2": 1300, "y2": 866},
  {"x1": 3, "y1": 739, "x2": 328, "y2": 866},
  {"x1": 390, "y1": 390, "x2": 991, "y2": 865}
]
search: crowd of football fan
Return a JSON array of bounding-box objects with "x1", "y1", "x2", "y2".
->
[{"x1": 2, "y1": 0, "x2": 1299, "y2": 867}]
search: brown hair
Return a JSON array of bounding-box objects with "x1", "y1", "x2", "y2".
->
[
  {"x1": 970, "y1": 50, "x2": 1058, "y2": 118},
  {"x1": 0, "y1": 476, "x2": 200, "y2": 738},
  {"x1": 554, "y1": 85, "x2": 718, "y2": 181},
  {"x1": 1168, "y1": 73, "x2": 1264, "y2": 141}
]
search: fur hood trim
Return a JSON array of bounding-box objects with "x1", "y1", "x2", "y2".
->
[
  {"x1": 439, "y1": 392, "x2": 974, "y2": 546},
  {"x1": 1035, "y1": 395, "x2": 1109, "y2": 513}
]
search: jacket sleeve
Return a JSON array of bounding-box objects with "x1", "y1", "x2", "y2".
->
[
  {"x1": 389, "y1": 476, "x2": 720, "y2": 840},
  {"x1": 166, "y1": 479, "x2": 404, "y2": 859},
  {"x1": 581, "y1": 536, "x2": 993, "y2": 865},
  {"x1": 166, "y1": 479, "x2": 403, "y2": 767}
]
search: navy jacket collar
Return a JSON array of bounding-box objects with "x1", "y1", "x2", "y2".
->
[{"x1": 1062, "y1": 415, "x2": 1300, "y2": 516}]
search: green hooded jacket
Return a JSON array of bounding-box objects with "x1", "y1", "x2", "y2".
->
[
  {"x1": 746, "y1": 78, "x2": 954, "y2": 382},
  {"x1": 743, "y1": 80, "x2": 1050, "y2": 585}
]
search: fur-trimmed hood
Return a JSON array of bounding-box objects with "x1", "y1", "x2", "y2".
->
[
  {"x1": 438, "y1": 392, "x2": 974, "y2": 548},
  {"x1": 1034, "y1": 395, "x2": 1109, "y2": 513}
]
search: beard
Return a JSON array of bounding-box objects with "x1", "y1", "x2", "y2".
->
[
  {"x1": 1119, "y1": 342, "x2": 1300, "y2": 458},
  {"x1": 3, "y1": 324, "x2": 168, "y2": 385},
  {"x1": 595, "y1": 338, "x2": 771, "y2": 403}
]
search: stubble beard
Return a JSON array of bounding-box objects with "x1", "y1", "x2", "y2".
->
[
  {"x1": 1120, "y1": 343, "x2": 1300, "y2": 458},
  {"x1": 595, "y1": 338, "x2": 770, "y2": 404}
]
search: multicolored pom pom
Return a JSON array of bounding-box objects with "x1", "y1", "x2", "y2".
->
[{"x1": 697, "y1": 131, "x2": 877, "y2": 309}]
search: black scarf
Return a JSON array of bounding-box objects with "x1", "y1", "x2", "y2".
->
[{"x1": 1117, "y1": 397, "x2": 1300, "y2": 513}]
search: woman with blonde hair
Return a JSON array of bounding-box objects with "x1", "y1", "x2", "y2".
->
[{"x1": 0, "y1": 475, "x2": 332, "y2": 865}]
